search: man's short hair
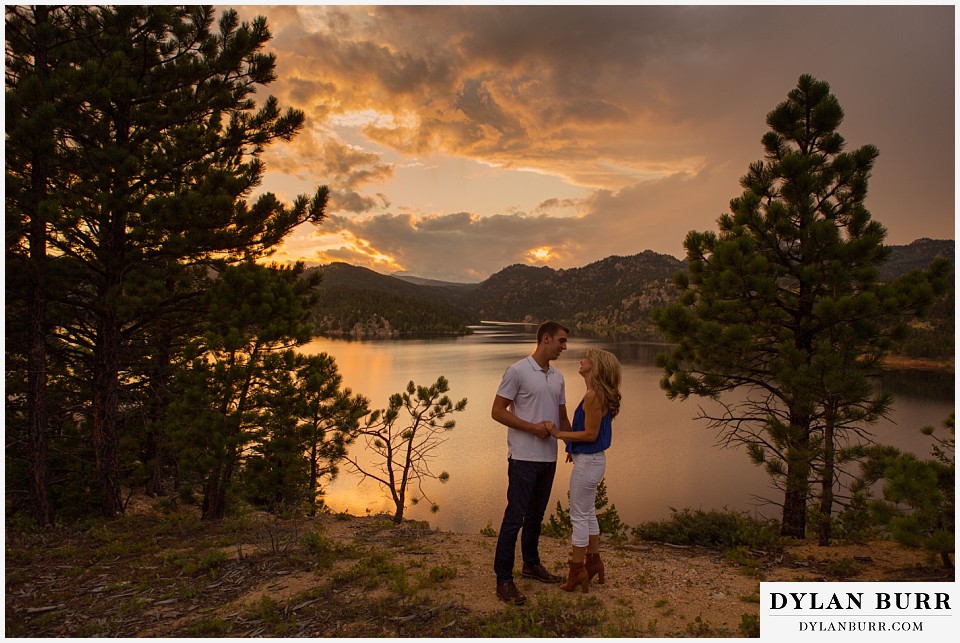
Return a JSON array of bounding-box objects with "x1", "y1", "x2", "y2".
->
[{"x1": 536, "y1": 320, "x2": 570, "y2": 344}]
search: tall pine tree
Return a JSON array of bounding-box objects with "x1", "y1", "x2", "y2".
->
[
  {"x1": 654, "y1": 75, "x2": 947, "y2": 539},
  {"x1": 6, "y1": 5, "x2": 85, "y2": 524},
  {"x1": 6, "y1": 6, "x2": 327, "y2": 517}
]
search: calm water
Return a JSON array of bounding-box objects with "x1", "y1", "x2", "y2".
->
[{"x1": 300, "y1": 323, "x2": 955, "y2": 535}]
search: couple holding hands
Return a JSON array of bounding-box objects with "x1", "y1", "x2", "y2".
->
[{"x1": 491, "y1": 321, "x2": 622, "y2": 605}]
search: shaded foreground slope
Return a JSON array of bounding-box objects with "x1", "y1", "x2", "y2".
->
[{"x1": 5, "y1": 498, "x2": 949, "y2": 638}]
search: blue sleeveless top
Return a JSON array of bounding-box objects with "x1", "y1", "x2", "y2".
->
[{"x1": 566, "y1": 400, "x2": 613, "y2": 454}]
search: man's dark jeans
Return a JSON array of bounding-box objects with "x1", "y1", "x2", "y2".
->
[{"x1": 494, "y1": 458, "x2": 557, "y2": 584}]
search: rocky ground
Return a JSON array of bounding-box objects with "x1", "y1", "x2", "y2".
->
[{"x1": 4, "y1": 498, "x2": 951, "y2": 638}]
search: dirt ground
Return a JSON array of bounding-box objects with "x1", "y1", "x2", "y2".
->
[
  {"x1": 4, "y1": 498, "x2": 951, "y2": 638},
  {"x1": 280, "y1": 515, "x2": 946, "y2": 635}
]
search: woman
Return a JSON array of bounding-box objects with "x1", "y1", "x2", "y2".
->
[{"x1": 548, "y1": 348, "x2": 622, "y2": 593}]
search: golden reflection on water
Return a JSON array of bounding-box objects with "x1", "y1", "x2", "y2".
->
[{"x1": 299, "y1": 329, "x2": 954, "y2": 535}]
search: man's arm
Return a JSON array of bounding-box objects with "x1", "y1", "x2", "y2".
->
[{"x1": 492, "y1": 395, "x2": 551, "y2": 439}]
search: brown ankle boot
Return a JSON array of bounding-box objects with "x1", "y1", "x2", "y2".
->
[
  {"x1": 560, "y1": 560, "x2": 589, "y2": 593},
  {"x1": 585, "y1": 552, "x2": 605, "y2": 584}
]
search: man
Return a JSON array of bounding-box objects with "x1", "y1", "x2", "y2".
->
[{"x1": 491, "y1": 320, "x2": 572, "y2": 605}]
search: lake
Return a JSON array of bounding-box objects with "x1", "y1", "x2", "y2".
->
[{"x1": 300, "y1": 323, "x2": 955, "y2": 535}]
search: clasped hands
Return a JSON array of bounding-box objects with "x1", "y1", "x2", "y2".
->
[{"x1": 534, "y1": 420, "x2": 560, "y2": 439}]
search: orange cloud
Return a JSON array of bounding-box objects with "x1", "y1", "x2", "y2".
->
[
  {"x1": 239, "y1": 5, "x2": 714, "y2": 192},
  {"x1": 310, "y1": 230, "x2": 405, "y2": 273},
  {"x1": 262, "y1": 127, "x2": 394, "y2": 214},
  {"x1": 233, "y1": 5, "x2": 953, "y2": 282}
]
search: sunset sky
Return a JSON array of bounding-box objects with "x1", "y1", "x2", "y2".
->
[{"x1": 233, "y1": 4, "x2": 955, "y2": 282}]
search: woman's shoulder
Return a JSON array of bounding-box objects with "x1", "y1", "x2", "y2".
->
[{"x1": 582, "y1": 389, "x2": 602, "y2": 409}]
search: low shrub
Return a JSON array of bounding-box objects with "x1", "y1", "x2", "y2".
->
[
  {"x1": 631, "y1": 508, "x2": 782, "y2": 552},
  {"x1": 543, "y1": 479, "x2": 630, "y2": 542}
]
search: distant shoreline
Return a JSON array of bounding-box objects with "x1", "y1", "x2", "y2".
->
[
  {"x1": 881, "y1": 354, "x2": 954, "y2": 373},
  {"x1": 315, "y1": 327, "x2": 954, "y2": 374}
]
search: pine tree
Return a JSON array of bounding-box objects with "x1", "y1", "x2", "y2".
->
[
  {"x1": 240, "y1": 357, "x2": 312, "y2": 513},
  {"x1": 346, "y1": 377, "x2": 467, "y2": 524},
  {"x1": 5, "y1": 4, "x2": 83, "y2": 525},
  {"x1": 654, "y1": 74, "x2": 947, "y2": 539},
  {"x1": 171, "y1": 261, "x2": 319, "y2": 520},
  {"x1": 859, "y1": 415, "x2": 954, "y2": 569},
  {"x1": 238, "y1": 353, "x2": 369, "y2": 514},
  {"x1": 294, "y1": 354, "x2": 369, "y2": 514},
  {"x1": 5, "y1": 6, "x2": 327, "y2": 518}
]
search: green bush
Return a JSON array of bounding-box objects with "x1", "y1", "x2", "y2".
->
[
  {"x1": 543, "y1": 479, "x2": 629, "y2": 542},
  {"x1": 301, "y1": 529, "x2": 338, "y2": 568},
  {"x1": 543, "y1": 500, "x2": 572, "y2": 538},
  {"x1": 631, "y1": 508, "x2": 782, "y2": 551},
  {"x1": 739, "y1": 613, "x2": 761, "y2": 638},
  {"x1": 858, "y1": 414, "x2": 955, "y2": 569}
]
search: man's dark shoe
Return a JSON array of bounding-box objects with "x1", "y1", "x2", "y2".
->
[
  {"x1": 521, "y1": 562, "x2": 563, "y2": 583},
  {"x1": 496, "y1": 581, "x2": 527, "y2": 605}
]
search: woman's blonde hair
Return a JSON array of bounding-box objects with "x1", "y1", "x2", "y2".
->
[{"x1": 586, "y1": 348, "x2": 622, "y2": 418}]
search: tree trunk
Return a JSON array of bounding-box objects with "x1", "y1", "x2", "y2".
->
[
  {"x1": 89, "y1": 91, "x2": 138, "y2": 518},
  {"x1": 27, "y1": 232, "x2": 53, "y2": 525},
  {"x1": 202, "y1": 464, "x2": 224, "y2": 520},
  {"x1": 781, "y1": 418, "x2": 811, "y2": 538},
  {"x1": 202, "y1": 457, "x2": 236, "y2": 520},
  {"x1": 308, "y1": 431, "x2": 319, "y2": 516},
  {"x1": 91, "y1": 200, "x2": 127, "y2": 517},
  {"x1": 781, "y1": 486, "x2": 807, "y2": 538},
  {"x1": 781, "y1": 264, "x2": 816, "y2": 539},
  {"x1": 25, "y1": 3, "x2": 54, "y2": 527},
  {"x1": 143, "y1": 427, "x2": 164, "y2": 497},
  {"x1": 203, "y1": 358, "x2": 249, "y2": 522},
  {"x1": 143, "y1": 335, "x2": 174, "y2": 497},
  {"x1": 818, "y1": 416, "x2": 836, "y2": 546},
  {"x1": 28, "y1": 227, "x2": 54, "y2": 525},
  {"x1": 202, "y1": 347, "x2": 257, "y2": 519},
  {"x1": 387, "y1": 439, "x2": 404, "y2": 524},
  {"x1": 92, "y1": 314, "x2": 124, "y2": 517}
]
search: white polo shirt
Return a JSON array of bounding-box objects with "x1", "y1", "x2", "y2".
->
[{"x1": 496, "y1": 356, "x2": 565, "y2": 462}]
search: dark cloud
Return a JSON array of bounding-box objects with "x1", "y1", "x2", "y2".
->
[
  {"x1": 238, "y1": 5, "x2": 953, "y2": 281},
  {"x1": 455, "y1": 77, "x2": 525, "y2": 139}
]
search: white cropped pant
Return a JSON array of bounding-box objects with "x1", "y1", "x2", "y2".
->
[{"x1": 568, "y1": 451, "x2": 606, "y2": 547}]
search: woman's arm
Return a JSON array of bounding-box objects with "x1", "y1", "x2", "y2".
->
[{"x1": 550, "y1": 392, "x2": 602, "y2": 443}]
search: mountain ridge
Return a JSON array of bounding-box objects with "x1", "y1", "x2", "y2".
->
[{"x1": 305, "y1": 239, "x2": 953, "y2": 340}]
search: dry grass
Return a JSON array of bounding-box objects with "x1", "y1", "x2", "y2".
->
[{"x1": 4, "y1": 497, "x2": 950, "y2": 638}]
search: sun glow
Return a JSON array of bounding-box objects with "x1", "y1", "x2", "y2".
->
[
  {"x1": 309, "y1": 231, "x2": 405, "y2": 273},
  {"x1": 329, "y1": 109, "x2": 417, "y2": 130},
  {"x1": 527, "y1": 246, "x2": 554, "y2": 263}
]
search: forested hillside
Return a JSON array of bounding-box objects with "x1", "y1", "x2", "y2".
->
[
  {"x1": 882, "y1": 240, "x2": 954, "y2": 360},
  {"x1": 466, "y1": 250, "x2": 685, "y2": 338},
  {"x1": 307, "y1": 263, "x2": 475, "y2": 336},
  {"x1": 879, "y1": 238, "x2": 953, "y2": 282},
  {"x1": 306, "y1": 251, "x2": 684, "y2": 338},
  {"x1": 309, "y1": 240, "x2": 952, "y2": 349}
]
